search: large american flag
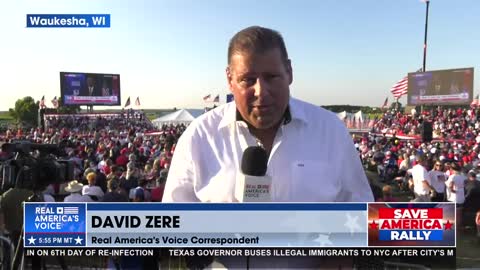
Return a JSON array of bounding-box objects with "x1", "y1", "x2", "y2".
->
[{"x1": 390, "y1": 68, "x2": 423, "y2": 98}]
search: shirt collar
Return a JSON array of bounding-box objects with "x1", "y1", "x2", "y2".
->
[{"x1": 218, "y1": 97, "x2": 308, "y2": 130}]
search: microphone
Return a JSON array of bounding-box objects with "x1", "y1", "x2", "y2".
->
[{"x1": 235, "y1": 146, "x2": 272, "y2": 202}]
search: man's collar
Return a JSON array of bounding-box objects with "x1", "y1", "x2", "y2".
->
[{"x1": 218, "y1": 97, "x2": 307, "y2": 130}]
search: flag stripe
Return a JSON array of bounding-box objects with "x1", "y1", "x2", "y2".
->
[
  {"x1": 390, "y1": 76, "x2": 408, "y2": 98},
  {"x1": 389, "y1": 69, "x2": 422, "y2": 99}
]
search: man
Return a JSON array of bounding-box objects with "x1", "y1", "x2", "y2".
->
[
  {"x1": 81, "y1": 76, "x2": 100, "y2": 96},
  {"x1": 409, "y1": 155, "x2": 434, "y2": 202},
  {"x1": 163, "y1": 26, "x2": 373, "y2": 268},
  {"x1": 164, "y1": 26, "x2": 373, "y2": 203}
]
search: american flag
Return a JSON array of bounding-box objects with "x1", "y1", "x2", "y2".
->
[
  {"x1": 39, "y1": 95, "x2": 46, "y2": 108},
  {"x1": 471, "y1": 94, "x2": 479, "y2": 108},
  {"x1": 56, "y1": 206, "x2": 79, "y2": 214},
  {"x1": 381, "y1": 97, "x2": 388, "y2": 109},
  {"x1": 63, "y1": 207, "x2": 79, "y2": 215},
  {"x1": 390, "y1": 68, "x2": 423, "y2": 98},
  {"x1": 51, "y1": 96, "x2": 59, "y2": 109}
]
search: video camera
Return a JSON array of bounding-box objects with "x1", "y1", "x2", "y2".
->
[{"x1": 1, "y1": 141, "x2": 74, "y2": 192}]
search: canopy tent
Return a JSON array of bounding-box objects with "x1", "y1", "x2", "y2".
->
[
  {"x1": 354, "y1": 110, "x2": 364, "y2": 123},
  {"x1": 336, "y1": 110, "x2": 364, "y2": 123},
  {"x1": 151, "y1": 109, "x2": 203, "y2": 127}
]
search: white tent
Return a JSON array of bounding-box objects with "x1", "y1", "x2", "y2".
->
[
  {"x1": 354, "y1": 110, "x2": 364, "y2": 123},
  {"x1": 151, "y1": 109, "x2": 203, "y2": 127},
  {"x1": 336, "y1": 110, "x2": 364, "y2": 122},
  {"x1": 336, "y1": 111, "x2": 348, "y2": 120}
]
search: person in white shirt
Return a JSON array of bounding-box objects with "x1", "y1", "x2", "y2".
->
[
  {"x1": 82, "y1": 172, "x2": 104, "y2": 201},
  {"x1": 428, "y1": 161, "x2": 447, "y2": 202},
  {"x1": 163, "y1": 25, "x2": 373, "y2": 269},
  {"x1": 410, "y1": 155, "x2": 434, "y2": 202},
  {"x1": 164, "y1": 26, "x2": 373, "y2": 204},
  {"x1": 445, "y1": 162, "x2": 466, "y2": 227},
  {"x1": 445, "y1": 163, "x2": 467, "y2": 206}
]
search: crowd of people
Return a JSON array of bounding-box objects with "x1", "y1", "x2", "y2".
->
[
  {"x1": 0, "y1": 111, "x2": 188, "y2": 268},
  {"x1": 0, "y1": 104, "x2": 479, "y2": 268},
  {"x1": 355, "y1": 106, "x2": 480, "y2": 236}
]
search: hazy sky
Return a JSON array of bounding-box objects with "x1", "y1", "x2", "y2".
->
[{"x1": 1, "y1": 0, "x2": 479, "y2": 110}]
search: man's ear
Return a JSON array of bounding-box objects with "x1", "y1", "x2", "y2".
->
[
  {"x1": 226, "y1": 67, "x2": 234, "y2": 93},
  {"x1": 286, "y1": 59, "x2": 293, "y2": 85}
]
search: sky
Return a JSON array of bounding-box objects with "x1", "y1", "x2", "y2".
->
[{"x1": 0, "y1": 0, "x2": 479, "y2": 111}]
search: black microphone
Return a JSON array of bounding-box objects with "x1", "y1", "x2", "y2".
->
[
  {"x1": 235, "y1": 146, "x2": 272, "y2": 202},
  {"x1": 241, "y1": 146, "x2": 268, "y2": 176}
]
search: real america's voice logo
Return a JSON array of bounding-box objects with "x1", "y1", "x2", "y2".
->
[
  {"x1": 26, "y1": 14, "x2": 110, "y2": 28},
  {"x1": 368, "y1": 203, "x2": 456, "y2": 247},
  {"x1": 24, "y1": 203, "x2": 87, "y2": 247}
]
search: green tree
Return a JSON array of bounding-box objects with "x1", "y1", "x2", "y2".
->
[
  {"x1": 390, "y1": 100, "x2": 403, "y2": 111},
  {"x1": 8, "y1": 96, "x2": 39, "y2": 126}
]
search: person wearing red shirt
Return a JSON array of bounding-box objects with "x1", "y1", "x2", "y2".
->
[{"x1": 116, "y1": 149, "x2": 128, "y2": 168}]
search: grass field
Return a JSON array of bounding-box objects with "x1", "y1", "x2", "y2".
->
[{"x1": 0, "y1": 111, "x2": 13, "y2": 120}]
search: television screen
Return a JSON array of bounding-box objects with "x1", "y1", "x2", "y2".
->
[
  {"x1": 407, "y1": 67, "x2": 473, "y2": 106},
  {"x1": 60, "y1": 72, "x2": 121, "y2": 106}
]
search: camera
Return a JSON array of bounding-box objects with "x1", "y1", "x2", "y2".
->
[{"x1": 1, "y1": 141, "x2": 74, "y2": 192}]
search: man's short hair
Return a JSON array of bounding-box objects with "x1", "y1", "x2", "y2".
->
[{"x1": 228, "y1": 26, "x2": 289, "y2": 66}]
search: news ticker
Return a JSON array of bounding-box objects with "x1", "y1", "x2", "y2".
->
[
  {"x1": 24, "y1": 247, "x2": 455, "y2": 258},
  {"x1": 64, "y1": 95, "x2": 119, "y2": 105},
  {"x1": 24, "y1": 203, "x2": 456, "y2": 248}
]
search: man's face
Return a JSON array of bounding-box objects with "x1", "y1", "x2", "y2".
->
[
  {"x1": 87, "y1": 77, "x2": 94, "y2": 87},
  {"x1": 227, "y1": 48, "x2": 292, "y2": 130}
]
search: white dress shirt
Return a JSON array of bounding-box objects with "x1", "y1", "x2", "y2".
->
[{"x1": 164, "y1": 97, "x2": 373, "y2": 203}]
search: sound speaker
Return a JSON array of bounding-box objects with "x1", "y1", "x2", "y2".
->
[{"x1": 421, "y1": 121, "x2": 433, "y2": 142}]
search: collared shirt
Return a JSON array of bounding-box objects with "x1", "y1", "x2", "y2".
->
[
  {"x1": 412, "y1": 164, "x2": 431, "y2": 196},
  {"x1": 163, "y1": 97, "x2": 373, "y2": 203}
]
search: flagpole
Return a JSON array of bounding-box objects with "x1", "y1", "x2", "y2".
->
[{"x1": 422, "y1": 0, "x2": 430, "y2": 73}]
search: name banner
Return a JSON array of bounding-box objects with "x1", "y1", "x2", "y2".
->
[{"x1": 24, "y1": 203, "x2": 456, "y2": 248}]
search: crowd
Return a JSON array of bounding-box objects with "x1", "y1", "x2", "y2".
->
[
  {"x1": 0, "y1": 112, "x2": 188, "y2": 267},
  {"x1": 355, "y1": 106, "x2": 480, "y2": 236},
  {"x1": 0, "y1": 106, "x2": 479, "y2": 269}
]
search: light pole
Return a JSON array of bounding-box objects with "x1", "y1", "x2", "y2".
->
[{"x1": 422, "y1": 0, "x2": 430, "y2": 72}]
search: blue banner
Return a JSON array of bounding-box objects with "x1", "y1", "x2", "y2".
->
[
  {"x1": 26, "y1": 14, "x2": 110, "y2": 28},
  {"x1": 24, "y1": 203, "x2": 86, "y2": 247},
  {"x1": 378, "y1": 230, "x2": 443, "y2": 241}
]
